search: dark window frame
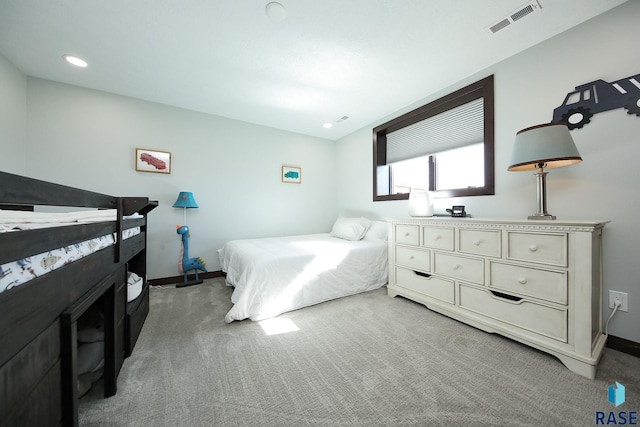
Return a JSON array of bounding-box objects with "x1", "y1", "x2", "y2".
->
[{"x1": 373, "y1": 75, "x2": 495, "y2": 201}]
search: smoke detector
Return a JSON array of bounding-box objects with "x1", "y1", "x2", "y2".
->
[
  {"x1": 266, "y1": 2, "x2": 286, "y2": 22},
  {"x1": 485, "y1": 1, "x2": 542, "y2": 34}
]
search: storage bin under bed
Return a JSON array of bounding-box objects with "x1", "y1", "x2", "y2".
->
[{"x1": 126, "y1": 283, "x2": 149, "y2": 357}]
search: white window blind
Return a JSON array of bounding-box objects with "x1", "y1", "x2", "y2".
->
[{"x1": 386, "y1": 97, "x2": 484, "y2": 163}]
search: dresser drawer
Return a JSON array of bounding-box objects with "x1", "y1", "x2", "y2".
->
[
  {"x1": 422, "y1": 226, "x2": 454, "y2": 251},
  {"x1": 507, "y1": 231, "x2": 567, "y2": 267},
  {"x1": 396, "y1": 267, "x2": 454, "y2": 304},
  {"x1": 459, "y1": 284, "x2": 567, "y2": 342},
  {"x1": 489, "y1": 262, "x2": 567, "y2": 304},
  {"x1": 433, "y1": 252, "x2": 483, "y2": 284},
  {"x1": 396, "y1": 246, "x2": 430, "y2": 271},
  {"x1": 458, "y1": 228, "x2": 501, "y2": 257},
  {"x1": 395, "y1": 224, "x2": 420, "y2": 246}
]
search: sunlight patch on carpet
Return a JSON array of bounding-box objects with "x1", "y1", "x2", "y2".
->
[{"x1": 259, "y1": 317, "x2": 300, "y2": 336}]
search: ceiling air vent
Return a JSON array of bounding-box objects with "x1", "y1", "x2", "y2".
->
[
  {"x1": 485, "y1": 1, "x2": 541, "y2": 34},
  {"x1": 489, "y1": 19, "x2": 511, "y2": 34},
  {"x1": 511, "y1": 3, "x2": 536, "y2": 22}
]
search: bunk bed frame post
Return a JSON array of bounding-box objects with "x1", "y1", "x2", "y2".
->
[
  {"x1": 115, "y1": 198, "x2": 123, "y2": 264},
  {"x1": 60, "y1": 273, "x2": 120, "y2": 427}
]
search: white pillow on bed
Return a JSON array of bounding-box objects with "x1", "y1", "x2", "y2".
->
[
  {"x1": 363, "y1": 220, "x2": 388, "y2": 241},
  {"x1": 330, "y1": 217, "x2": 371, "y2": 241}
]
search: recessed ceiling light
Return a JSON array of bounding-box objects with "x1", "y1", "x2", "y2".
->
[
  {"x1": 323, "y1": 123, "x2": 333, "y2": 129},
  {"x1": 63, "y1": 55, "x2": 88, "y2": 68}
]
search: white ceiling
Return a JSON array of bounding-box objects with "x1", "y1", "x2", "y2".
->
[{"x1": 0, "y1": 0, "x2": 628, "y2": 140}]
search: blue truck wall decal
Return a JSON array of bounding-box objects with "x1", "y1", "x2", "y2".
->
[
  {"x1": 284, "y1": 171, "x2": 299, "y2": 179},
  {"x1": 552, "y1": 73, "x2": 640, "y2": 130}
]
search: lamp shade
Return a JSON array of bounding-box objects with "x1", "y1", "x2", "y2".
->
[
  {"x1": 172, "y1": 192, "x2": 199, "y2": 209},
  {"x1": 508, "y1": 123, "x2": 582, "y2": 172}
]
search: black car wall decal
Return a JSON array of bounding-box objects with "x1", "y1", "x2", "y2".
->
[{"x1": 552, "y1": 73, "x2": 640, "y2": 130}]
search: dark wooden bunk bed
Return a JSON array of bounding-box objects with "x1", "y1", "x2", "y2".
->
[{"x1": 0, "y1": 171, "x2": 157, "y2": 427}]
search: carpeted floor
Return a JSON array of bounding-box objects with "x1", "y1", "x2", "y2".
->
[{"x1": 79, "y1": 278, "x2": 639, "y2": 426}]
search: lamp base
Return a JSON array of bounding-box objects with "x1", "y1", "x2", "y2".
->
[
  {"x1": 176, "y1": 279, "x2": 203, "y2": 288},
  {"x1": 528, "y1": 214, "x2": 556, "y2": 220},
  {"x1": 529, "y1": 168, "x2": 556, "y2": 221}
]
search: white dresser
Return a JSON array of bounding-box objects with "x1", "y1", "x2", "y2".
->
[{"x1": 387, "y1": 217, "x2": 608, "y2": 379}]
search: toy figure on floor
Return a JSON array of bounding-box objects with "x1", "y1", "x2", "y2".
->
[{"x1": 176, "y1": 225, "x2": 207, "y2": 287}]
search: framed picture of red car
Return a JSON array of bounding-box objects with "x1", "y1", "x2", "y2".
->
[
  {"x1": 136, "y1": 148, "x2": 171, "y2": 174},
  {"x1": 282, "y1": 165, "x2": 301, "y2": 184}
]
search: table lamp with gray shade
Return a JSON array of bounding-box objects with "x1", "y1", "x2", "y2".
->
[{"x1": 508, "y1": 123, "x2": 582, "y2": 220}]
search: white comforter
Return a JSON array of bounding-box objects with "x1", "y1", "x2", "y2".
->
[{"x1": 218, "y1": 233, "x2": 388, "y2": 322}]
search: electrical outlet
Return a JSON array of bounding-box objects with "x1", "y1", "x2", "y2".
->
[{"x1": 608, "y1": 291, "x2": 628, "y2": 312}]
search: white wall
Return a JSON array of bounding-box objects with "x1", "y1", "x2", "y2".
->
[
  {"x1": 335, "y1": 1, "x2": 640, "y2": 342},
  {"x1": 24, "y1": 78, "x2": 338, "y2": 279},
  {"x1": 0, "y1": 54, "x2": 27, "y2": 174}
]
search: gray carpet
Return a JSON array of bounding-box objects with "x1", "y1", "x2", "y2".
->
[{"x1": 79, "y1": 278, "x2": 639, "y2": 426}]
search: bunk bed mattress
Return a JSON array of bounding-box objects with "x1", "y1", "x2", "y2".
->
[
  {"x1": 219, "y1": 233, "x2": 388, "y2": 322},
  {"x1": 0, "y1": 210, "x2": 141, "y2": 293}
]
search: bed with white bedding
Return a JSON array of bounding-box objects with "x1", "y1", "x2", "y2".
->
[
  {"x1": 0, "y1": 209, "x2": 141, "y2": 293},
  {"x1": 218, "y1": 218, "x2": 389, "y2": 322}
]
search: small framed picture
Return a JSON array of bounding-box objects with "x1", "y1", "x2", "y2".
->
[
  {"x1": 282, "y1": 165, "x2": 301, "y2": 184},
  {"x1": 136, "y1": 148, "x2": 171, "y2": 174}
]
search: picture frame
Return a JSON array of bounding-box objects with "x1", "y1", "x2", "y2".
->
[
  {"x1": 282, "y1": 165, "x2": 301, "y2": 184},
  {"x1": 136, "y1": 148, "x2": 171, "y2": 174}
]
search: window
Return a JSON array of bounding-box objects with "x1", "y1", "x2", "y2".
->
[{"x1": 373, "y1": 75, "x2": 494, "y2": 200}]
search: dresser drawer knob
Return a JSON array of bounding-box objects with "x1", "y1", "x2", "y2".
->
[
  {"x1": 518, "y1": 278, "x2": 528, "y2": 285},
  {"x1": 435, "y1": 235, "x2": 441, "y2": 240},
  {"x1": 409, "y1": 255, "x2": 414, "y2": 260},
  {"x1": 529, "y1": 245, "x2": 538, "y2": 252},
  {"x1": 452, "y1": 265, "x2": 460, "y2": 270},
  {"x1": 474, "y1": 240, "x2": 481, "y2": 246}
]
